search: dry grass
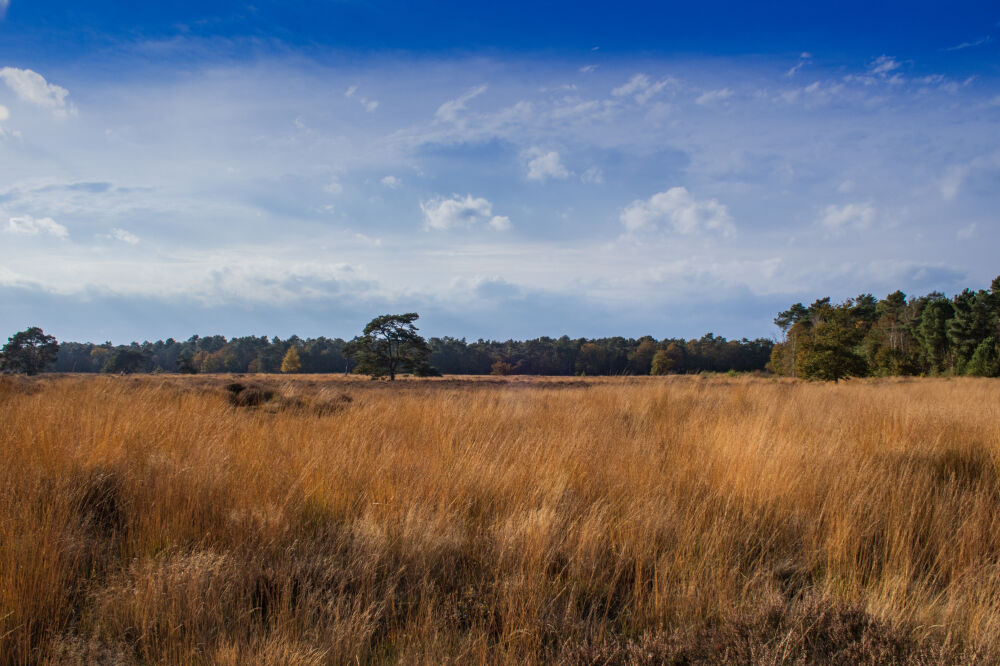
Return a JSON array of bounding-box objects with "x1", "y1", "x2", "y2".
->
[{"x1": 2, "y1": 373, "x2": 999, "y2": 664}]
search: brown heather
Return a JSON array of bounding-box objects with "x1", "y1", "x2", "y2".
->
[{"x1": 2, "y1": 374, "x2": 1000, "y2": 664}]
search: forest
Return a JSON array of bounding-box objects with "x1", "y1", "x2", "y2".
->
[
  {"x1": 769, "y1": 276, "x2": 1000, "y2": 380},
  {"x1": 50, "y1": 332, "x2": 773, "y2": 376}
]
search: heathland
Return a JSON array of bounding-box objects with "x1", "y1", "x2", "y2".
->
[{"x1": 3, "y1": 374, "x2": 1000, "y2": 664}]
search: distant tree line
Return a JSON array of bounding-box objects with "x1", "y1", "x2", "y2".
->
[
  {"x1": 770, "y1": 276, "x2": 1000, "y2": 380},
  {"x1": 45, "y1": 332, "x2": 773, "y2": 376},
  {"x1": 8, "y1": 276, "x2": 999, "y2": 380}
]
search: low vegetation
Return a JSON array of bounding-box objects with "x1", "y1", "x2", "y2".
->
[{"x1": 3, "y1": 374, "x2": 1000, "y2": 664}]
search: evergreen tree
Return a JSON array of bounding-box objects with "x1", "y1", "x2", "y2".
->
[
  {"x1": 966, "y1": 338, "x2": 1000, "y2": 377},
  {"x1": 344, "y1": 313, "x2": 436, "y2": 380},
  {"x1": 794, "y1": 305, "x2": 867, "y2": 381},
  {"x1": 0, "y1": 327, "x2": 58, "y2": 375},
  {"x1": 917, "y1": 298, "x2": 954, "y2": 374}
]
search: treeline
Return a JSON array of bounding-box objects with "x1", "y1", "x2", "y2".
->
[
  {"x1": 770, "y1": 276, "x2": 1000, "y2": 380},
  {"x1": 52, "y1": 333, "x2": 774, "y2": 376}
]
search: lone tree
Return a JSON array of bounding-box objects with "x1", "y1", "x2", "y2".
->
[
  {"x1": 0, "y1": 327, "x2": 59, "y2": 375},
  {"x1": 345, "y1": 313, "x2": 438, "y2": 380}
]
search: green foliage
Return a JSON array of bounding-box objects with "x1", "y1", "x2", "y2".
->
[
  {"x1": 771, "y1": 275, "x2": 1000, "y2": 380},
  {"x1": 176, "y1": 350, "x2": 197, "y2": 374},
  {"x1": 575, "y1": 342, "x2": 609, "y2": 376},
  {"x1": 101, "y1": 348, "x2": 153, "y2": 374},
  {"x1": 651, "y1": 343, "x2": 686, "y2": 375},
  {"x1": 966, "y1": 338, "x2": 1000, "y2": 377},
  {"x1": 344, "y1": 313, "x2": 436, "y2": 380},
  {"x1": 628, "y1": 338, "x2": 658, "y2": 375},
  {"x1": 48, "y1": 332, "x2": 774, "y2": 377},
  {"x1": 0, "y1": 326, "x2": 58, "y2": 375},
  {"x1": 947, "y1": 289, "x2": 994, "y2": 368},
  {"x1": 917, "y1": 298, "x2": 954, "y2": 374},
  {"x1": 794, "y1": 305, "x2": 867, "y2": 381}
]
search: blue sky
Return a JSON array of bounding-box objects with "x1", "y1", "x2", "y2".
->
[{"x1": 1, "y1": 1, "x2": 998, "y2": 343}]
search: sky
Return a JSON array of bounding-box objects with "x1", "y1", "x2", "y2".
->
[{"x1": 1, "y1": 1, "x2": 998, "y2": 344}]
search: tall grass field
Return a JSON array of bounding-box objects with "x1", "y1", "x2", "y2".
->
[{"x1": 3, "y1": 374, "x2": 1000, "y2": 664}]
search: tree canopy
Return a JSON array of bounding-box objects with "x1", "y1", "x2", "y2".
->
[
  {"x1": 0, "y1": 327, "x2": 58, "y2": 375},
  {"x1": 344, "y1": 313, "x2": 437, "y2": 380},
  {"x1": 769, "y1": 275, "x2": 1000, "y2": 379}
]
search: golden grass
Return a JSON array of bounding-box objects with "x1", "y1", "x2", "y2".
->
[{"x1": 2, "y1": 374, "x2": 1000, "y2": 664}]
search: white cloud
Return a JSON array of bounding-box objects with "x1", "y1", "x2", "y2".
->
[
  {"x1": 525, "y1": 148, "x2": 570, "y2": 181},
  {"x1": 838, "y1": 180, "x2": 855, "y2": 194},
  {"x1": 0, "y1": 67, "x2": 75, "y2": 115},
  {"x1": 869, "y1": 55, "x2": 901, "y2": 76},
  {"x1": 344, "y1": 84, "x2": 378, "y2": 112},
  {"x1": 612, "y1": 73, "x2": 674, "y2": 104},
  {"x1": 581, "y1": 166, "x2": 604, "y2": 184},
  {"x1": 488, "y1": 215, "x2": 511, "y2": 231},
  {"x1": 785, "y1": 52, "x2": 812, "y2": 77},
  {"x1": 380, "y1": 175, "x2": 401, "y2": 189},
  {"x1": 323, "y1": 178, "x2": 344, "y2": 195},
  {"x1": 6, "y1": 215, "x2": 68, "y2": 238},
  {"x1": 957, "y1": 223, "x2": 976, "y2": 239},
  {"x1": 579, "y1": 65, "x2": 596, "y2": 73},
  {"x1": 435, "y1": 84, "x2": 488, "y2": 123},
  {"x1": 620, "y1": 187, "x2": 735, "y2": 236},
  {"x1": 420, "y1": 194, "x2": 511, "y2": 231},
  {"x1": 613, "y1": 74, "x2": 650, "y2": 97},
  {"x1": 109, "y1": 228, "x2": 140, "y2": 244},
  {"x1": 695, "y1": 88, "x2": 733, "y2": 105},
  {"x1": 0, "y1": 0, "x2": 8, "y2": 18},
  {"x1": 0, "y1": 104, "x2": 8, "y2": 121},
  {"x1": 946, "y1": 36, "x2": 991, "y2": 51},
  {"x1": 818, "y1": 202, "x2": 875, "y2": 230}
]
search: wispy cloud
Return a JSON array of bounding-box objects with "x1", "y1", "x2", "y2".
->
[
  {"x1": 818, "y1": 202, "x2": 875, "y2": 230},
  {"x1": 107, "y1": 228, "x2": 140, "y2": 244},
  {"x1": 785, "y1": 52, "x2": 812, "y2": 77},
  {"x1": 344, "y1": 84, "x2": 379, "y2": 112},
  {"x1": 945, "y1": 36, "x2": 992, "y2": 51},
  {"x1": 611, "y1": 73, "x2": 675, "y2": 104},
  {"x1": 435, "y1": 84, "x2": 488, "y2": 122},
  {"x1": 957, "y1": 223, "x2": 976, "y2": 239},
  {"x1": 695, "y1": 88, "x2": 734, "y2": 105},
  {"x1": 869, "y1": 55, "x2": 901, "y2": 76},
  {"x1": 580, "y1": 166, "x2": 603, "y2": 184}
]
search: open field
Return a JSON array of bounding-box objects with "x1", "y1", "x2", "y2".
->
[{"x1": 3, "y1": 374, "x2": 1000, "y2": 664}]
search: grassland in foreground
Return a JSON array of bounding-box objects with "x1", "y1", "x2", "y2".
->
[{"x1": 2, "y1": 374, "x2": 1000, "y2": 664}]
